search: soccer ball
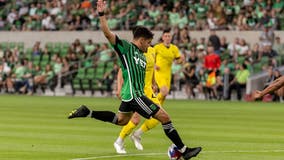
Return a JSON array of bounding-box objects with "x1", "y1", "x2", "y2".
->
[{"x1": 167, "y1": 144, "x2": 182, "y2": 160}]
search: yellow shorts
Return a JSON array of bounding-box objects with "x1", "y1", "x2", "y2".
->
[
  {"x1": 155, "y1": 75, "x2": 171, "y2": 89},
  {"x1": 144, "y1": 87, "x2": 160, "y2": 106}
]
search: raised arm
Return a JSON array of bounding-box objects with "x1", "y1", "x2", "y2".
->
[
  {"x1": 116, "y1": 68, "x2": 123, "y2": 99},
  {"x1": 97, "y1": 0, "x2": 116, "y2": 44},
  {"x1": 254, "y1": 75, "x2": 284, "y2": 99}
]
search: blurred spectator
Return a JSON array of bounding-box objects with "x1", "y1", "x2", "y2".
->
[
  {"x1": 227, "y1": 63, "x2": 250, "y2": 100},
  {"x1": 0, "y1": 0, "x2": 283, "y2": 31},
  {"x1": 219, "y1": 36, "x2": 228, "y2": 53},
  {"x1": 183, "y1": 64, "x2": 199, "y2": 99},
  {"x1": 273, "y1": 37, "x2": 284, "y2": 56},
  {"x1": 98, "y1": 44, "x2": 113, "y2": 62},
  {"x1": 207, "y1": 11, "x2": 218, "y2": 30},
  {"x1": 193, "y1": 0, "x2": 209, "y2": 30},
  {"x1": 81, "y1": 0, "x2": 92, "y2": 9},
  {"x1": 12, "y1": 59, "x2": 32, "y2": 94},
  {"x1": 34, "y1": 64, "x2": 55, "y2": 87},
  {"x1": 264, "y1": 66, "x2": 275, "y2": 88},
  {"x1": 204, "y1": 45, "x2": 221, "y2": 70},
  {"x1": 211, "y1": 0, "x2": 227, "y2": 29},
  {"x1": 273, "y1": 0, "x2": 284, "y2": 15},
  {"x1": 238, "y1": 38, "x2": 249, "y2": 57},
  {"x1": 208, "y1": 30, "x2": 221, "y2": 54}
]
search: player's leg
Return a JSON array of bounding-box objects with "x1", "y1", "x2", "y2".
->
[
  {"x1": 132, "y1": 95, "x2": 201, "y2": 159},
  {"x1": 131, "y1": 94, "x2": 160, "y2": 149},
  {"x1": 157, "y1": 77, "x2": 171, "y2": 105},
  {"x1": 157, "y1": 85, "x2": 168, "y2": 105},
  {"x1": 68, "y1": 102, "x2": 133, "y2": 126},
  {"x1": 131, "y1": 117, "x2": 159, "y2": 150},
  {"x1": 114, "y1": 113, "x2": 140, "y2": 153},
  {"x1": 152, "y1": 107, "x2": 201, "y2": 160}
]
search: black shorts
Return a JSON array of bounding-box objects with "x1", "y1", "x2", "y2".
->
[{"x1": 119, "y1": 95, "x2": 160, "y2": 119}]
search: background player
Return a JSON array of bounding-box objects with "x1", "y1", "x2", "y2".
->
[{"x1": 154, "y1": 29, "x2": 184, "y2": 105}]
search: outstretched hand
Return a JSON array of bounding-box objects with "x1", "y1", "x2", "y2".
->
[{"x1": 97, "y1": 0, "x2": 106, "y2": 13}]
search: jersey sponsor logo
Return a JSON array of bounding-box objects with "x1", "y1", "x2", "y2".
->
[{"x1": 134, "y1": 56, "x2": 146, "y2": 68}]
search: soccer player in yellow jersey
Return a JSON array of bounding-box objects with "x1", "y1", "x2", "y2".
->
[
  {"x1": 114, "y1": 47, "x2": 162, "y2": 154},
  {"x1": 154, "y1": 29, "x2": 184, "y2": 104}
]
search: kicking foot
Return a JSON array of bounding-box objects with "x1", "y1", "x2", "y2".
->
[
  {"x1": 113, "y1": 142, "x2": 127, "y2": 154},
  {"x1": 182, "y1": 147, "x2": 202, "y2": 160},
  {"x1": 130, "y1": 133, "x2": 143, "y2": 150},
  {"x1": 68, "y1": 105, "x2": 90, "y2": 119}
]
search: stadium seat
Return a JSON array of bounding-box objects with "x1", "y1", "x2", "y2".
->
[
  {"x1": 81, "y1": 79, "x2": 90, "y2": 92},
  {"x1": 9, "y1": 42, "x2": 16, "y2": 49},
  {"x1": 85, "y1": 68, "x2": 95, "y2": 80},
  {"x1": 71, "y1": 78, "x2": 81, "y2": 95},
  {"x1": 105, "y1": 61, "x2": 114, "y2": 73},
  {"x1": 1, "y1": 42, "x2": 9, "y2": 50},
  {"x1": 75, "y1": 68, "x2": 86, "y2": 79},
  {"x1": 41, "y1": 54, "x2": 50, "y2": 62}
]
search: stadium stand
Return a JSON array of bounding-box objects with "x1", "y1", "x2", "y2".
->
[
  {"x1": 0, "y1": 0, "x2": 283, "y2": 101},
  {"x1": 0, "y1": 0, "x2": 283, "y2": 31}
]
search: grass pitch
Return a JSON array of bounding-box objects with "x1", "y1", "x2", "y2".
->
[{"x1": 0, "y1": 95, "x2": 284, "y2": 160}]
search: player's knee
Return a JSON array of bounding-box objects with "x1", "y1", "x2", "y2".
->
[
  {"x1": 153, "y1": 109, "x2": 171, "y2": 124},
  {"x1": 131, "y1": 116, "x2": 140, "y2": 125},
  {"x1": 160, "y1": 87, "x2": 169, "y2": 96}
]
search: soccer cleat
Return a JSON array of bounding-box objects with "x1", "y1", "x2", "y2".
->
[
  {"x1": 182, "y1": 147, "x2": 202, "y2": 160},
  {"x1": 130, "y1": 133, "x2": 143, "y2": 150},
  {"x1": 68, "y1": 105, "x2": 90, "y2": 119},
  {"x1": 113, "y1": 142, "x2": 127, "y2": 154}
]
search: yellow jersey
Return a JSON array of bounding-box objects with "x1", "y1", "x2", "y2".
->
[
  {"x1": 154, "y1": 43, "x2": 180, "y2": 88},
  {"x1": 144, "y1": 47, "x2": 160, "y2": 105}
]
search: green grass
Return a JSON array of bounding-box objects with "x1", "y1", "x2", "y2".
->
[{"x1": 0, "y1": 95, "x2": 284, "y2": 160}]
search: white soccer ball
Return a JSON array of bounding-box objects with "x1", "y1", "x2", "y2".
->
[{"x1": 167, "y1": 144, "x2": 182, "y2": 160}]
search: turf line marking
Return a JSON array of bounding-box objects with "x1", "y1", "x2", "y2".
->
[
  {"x1": 71, "y1": 153, "x2": 163, "y2": 160},
  {"x1": 71, "y1": 150, "x2": 284, "y2": 160}
]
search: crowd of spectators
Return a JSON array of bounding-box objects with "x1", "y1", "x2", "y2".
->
[
  {"x1": 1, "y1": 25, "x2": 282, "y2": 100},
  {"x1": 170, "y1": 25, "x2": 284, "y2": 100},
  {"x1": 0, "y1": 0, "x2": 284, "y2": 100},
  {"x1": 0, "y1": 38, "x2": 117, "y2": 95},
  {"x1": 0, "y1": 0, "x2": 283, "y2": 31}
]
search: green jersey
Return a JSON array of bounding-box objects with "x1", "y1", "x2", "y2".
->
[{"x1": 112, "y1": 36, "x2": 146, "y2": 102}]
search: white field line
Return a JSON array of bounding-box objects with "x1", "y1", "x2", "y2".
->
[{"x1": 71, "y1": 150, "x2": 284, "y2": 160}]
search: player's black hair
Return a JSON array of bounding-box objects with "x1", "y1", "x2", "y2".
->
[
  {"x1": 162, "y1": 28, "x2": 171, "y2": 34},
  {"x1": 132, "y1": 26, "x2": 154, "y2": 40}
]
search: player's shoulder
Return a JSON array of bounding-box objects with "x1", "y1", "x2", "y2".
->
[
  {"x1": 147, "y1": 46, "x2": 155, "y2": 53},
  {"x1": 170, "y1": 43, "x2": 178, "y2": 49},
  {"x1": 154, "y1": 43, "x2": 163, "y2": 48}
]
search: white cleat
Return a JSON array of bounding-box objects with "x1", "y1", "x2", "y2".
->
[
  {"x1": 130, "y1": 134, "x2": 143, "y2": 150},
  {"x1": 113, "y1": 142, "x2": 127, "y2": 154}
]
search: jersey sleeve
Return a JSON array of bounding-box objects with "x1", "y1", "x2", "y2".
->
[
  {"x1": 173, "y1": 45, "x2": 181, "y2": 59},
  {"x1": 111, "y1": 35, "x2": 129, "y2": 56}
]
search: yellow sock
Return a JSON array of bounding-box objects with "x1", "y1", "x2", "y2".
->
[
  {"x1": 119, "y1": 121, "x2": 137, "y2": 139},
  {"x1": 157, "y1": 92, "x2": 165, "y2": 105},
  {"x1": 140, "y1": 118, "x2": 160, "y2": 133}
]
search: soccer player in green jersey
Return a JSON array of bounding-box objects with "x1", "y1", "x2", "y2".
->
[{"x1": 68, "y1": 1, "x2": 201, "y2": 159}]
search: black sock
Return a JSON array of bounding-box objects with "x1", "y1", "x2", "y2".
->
[
  {"x1": 91, "y1": 111, "x2": 118, "y2": 124},
  {"x1": 162, "y1": 121, "x2": 185, "y2": 150}
]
